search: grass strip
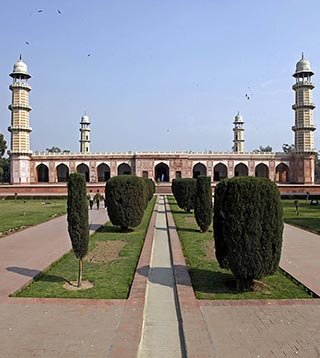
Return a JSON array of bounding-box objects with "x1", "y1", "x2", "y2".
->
[
  {"x1": 0, "y1": 199, "x2": 67, "y2": 237},
  {"x1": 168, "y1": 196, "x2": 312, "y2": 299},
  {"x1": 282, "y1": 199, "x2": 320, "y2": 235},
  {"x1": 16, "y1": 197, "x2": 156, "y2": 299}
]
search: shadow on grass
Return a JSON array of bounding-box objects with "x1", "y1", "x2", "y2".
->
[
  {"x1": 96, "y1": 225, "x2": 133, "y2": 233},
  {"x1": 177, "y1": 227, "x2": 200, "y2": 233},
  {"x1": 6, "y1": 266, "x2": 68, "y2": 283},
  {"x1": 136, "y1": 264, "x2": 236, "y2": 293},
  {"x1": 189, "y1": 267, "x2": 237, "y2": 294},
  {"x1": 89, "y1": 223, "x2": 103, "y2": 232}
]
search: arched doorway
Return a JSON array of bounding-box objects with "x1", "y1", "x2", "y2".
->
[
  {"x1": 234, "y1": 163, "x2": 248, "y2": 177},
  {"x1": 118, "y1": 163, "x2": 131, "y2": 175},
  {"x1": 276, "y1": 163, "x2": 290, "y2": 183},
  {"x1": 97, "y1": 163, "x2": 110, "y2": 181},
  {"x1": 155, "y1": 163, "x2": 169, "y2": 182},
  {"x1": 77, "y1": 163, "x2": 90, "y2": 182},
  {"x1": 37, "y1": 164, "x2": 49, "y2": 182},
  {"x1": 193, "y1": 163, "x2": 207, "y2": 179},
  {"x1": 56, "y1": 164, "x2": 69, "y2": 182},
  {"x1": 214, "y1": 163, "x2": 228, "y2": 181},
  {"x1": 255, "y1": 163, "x2": 269, "y2": 178}
]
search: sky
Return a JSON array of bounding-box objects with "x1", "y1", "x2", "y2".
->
[{"x1": 0, "y1": 0, "x2": 320, "y2": 153}]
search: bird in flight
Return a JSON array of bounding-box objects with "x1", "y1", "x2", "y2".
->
[
  {"x1": 25, "y1": 41, "x2": 30, "y2": 45},
  {"x1": 87, "y1": 53, "x2": 91, "y2": 57},
  {"x1": 37, "y1": 9, "x2": 43, "y2": 13},
  {"x1": 57, "y1": 9, "x2": 62, "y2": 14}
]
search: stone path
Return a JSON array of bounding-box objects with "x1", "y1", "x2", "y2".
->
[
  {"x1": 0, "y1": 209, "x2": 108, "y2": 298},
  {"x1": 1, "y1": 196, "x2": 320, "y2": 357},
  {"x1": 138, "y1": 196, "x2": 184, "y2": 357},
  {"x1": 280, "y1": 223, "x2": 320, "y2": 297}
]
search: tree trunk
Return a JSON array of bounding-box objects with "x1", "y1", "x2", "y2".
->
[{"x1": 78, "y1": 258, "x2": 83, "y2": 287}]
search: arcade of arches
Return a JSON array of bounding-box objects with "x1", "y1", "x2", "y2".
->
[{"x1": 33, "y1": 160, "x2": 292, "y2": 184}]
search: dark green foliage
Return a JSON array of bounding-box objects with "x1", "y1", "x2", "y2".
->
[
  {"x1": 143, "y1": 178, "x2": 155, "y2": 206},
  {"x1": 105, "y1": 175, "x2": 145, "y2": 230},
  {"x1": 214, "y1": 177, "x2": 283, "y2": 291},
  {"x1": 67, "y1": 173, "x2": 89, "y2": 259},
  {"x1": 194, "y1": 176, "x2": 212, "y2": 232},
  {"x1": 172, "y1": 178, "x2": 196, "y2": 212}
]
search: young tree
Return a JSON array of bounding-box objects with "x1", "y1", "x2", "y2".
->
[
  {"x1": 105, "y1": 175, "x2": 145, "y2": 231},
  {"x1": 67, "y1": 173, "x2": 89, "y2": 287},
  {"x1": 214, "y1": 177, "x2": 283, "y2": 291},
  {"x1": 0, "y1": 134, "x2": 9, "y2": 183},
  {"x1": 194, "y1": 176, "x2": 212, "y2": 232}
]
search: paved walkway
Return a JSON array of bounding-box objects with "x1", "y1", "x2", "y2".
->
[
  {"x1": 1, "y1": 197, "x2": 320, "y2": 357},
  {"x1": 0, "y1": 209, "x2": 108, "y2": 298},
  {"x1": 138, "y1": 196, "x2": 184, "y2": 358},
  {"x1": 280, "y1": 223, "x2": 320, "y2": 297}
]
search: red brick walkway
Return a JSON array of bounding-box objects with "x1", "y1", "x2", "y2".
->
[
  {"x1": 280, "y1": 223, "x2": 320, "y2": 297},
  {"x1": 0, "y1": 209, "x2": 108, "y2": 298}
]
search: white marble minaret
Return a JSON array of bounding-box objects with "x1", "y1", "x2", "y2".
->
[
  {"x1": 79, "y1": 114, "x2": 91, "y2": 153},
  {"x1": 8, "y1": 56, "x2": 32, "y2": 183},
  {"x1": 292, "y1": 53, "x2": 316, "y2": 153},
  {"x1": 233, "y1": 112, "x2": 244, "y2": 153}
]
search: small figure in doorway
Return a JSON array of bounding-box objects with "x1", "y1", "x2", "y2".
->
[
  {"x1": 94, "y1": 190, "x2": 101, "y2": 210},
  {"x1": 294, "y1": 200, "x2": 300, "y2": 215},
  {"x1": 87, "y1": 190, "x2": 94, "y2": 210},
  {"x1": 161, "y1": 173, "x2": 165, "y2": 182}
]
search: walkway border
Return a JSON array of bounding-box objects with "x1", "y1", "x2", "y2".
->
[
  {"x1": 164, "y1": 196, "x2": 215, "y2": 358},
  {"x1": 108, "y1": 199, "x2": 158, "y2": 357}
]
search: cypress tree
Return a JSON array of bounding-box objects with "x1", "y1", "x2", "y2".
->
[
  {"x1": 172, "y1": 178, "x2": 196, "y2": 212},
  {"x1": 105, "y1": 175, "x2": 145, "y2": 231},
  {"x1": 214, "y1": 177, "x2": 283, "y2": 291},
  {"x1": 194, "y1": 176, "x2": 212, "y2": 232},
  {"x1": 67, "y1": 173, "x2": 89, "y2": 287}
]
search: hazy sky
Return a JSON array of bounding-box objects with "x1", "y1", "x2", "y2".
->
[{"x1": 0, "y1": 0, "x2": 320, "y2": 153}]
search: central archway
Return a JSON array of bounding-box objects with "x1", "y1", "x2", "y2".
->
[
  {"x1": 234, "y1": 163, "x2": 248, "y2": 177},
  {"x1": 37, "y1": 164, "x2": 49, "y2": 182},
  {"x1": 56, "y1": 164, "x2": 69, "y2": 182},
  {"x1": 255, "y1": 163, "x2": 269, "y2": 178},
  {"x1": 276, "y1": 163, "x2": 289, "y2": 183},
  {"x1": 118, "y1": 163, "x2": 131, "y2": 175},
  {"x1": 97, "y1": 163, "x2": 110, "y2": 181},
  {"x1": 193, "y1": 163, "x2": 207, "y2": 179},
  {"x1": 77, "y1": 163, "x2": 89, "y2": 182},
  {"x1": 214, "y1": 163, "x2": 228, "y2": 181},
  {"x1": 155, "y1": 163, "x2": 169, "y2": 182}
]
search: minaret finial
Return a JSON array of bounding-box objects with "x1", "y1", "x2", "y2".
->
[
  {"x1": 302, "y1": 52, "x2": 304, "y2": 59},
  {"x1": 19, "y1": 54, "x2": 22, "y2": 60},
  {"x1": 237, "y1": 110, "x2": 240, "y2": 116}
]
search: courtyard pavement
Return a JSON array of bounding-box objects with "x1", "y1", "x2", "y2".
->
[{"x1": 0, "y1": 199, "x2": 320, "y2": 357}]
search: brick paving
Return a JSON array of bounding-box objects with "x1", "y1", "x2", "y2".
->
[
  {"x1": 1, "y1": 197, "x2": 320, "y2": 357},
  {"x1": 0, "y1": 209, "x2": 108, "y2": 298},
  {"x1": 280, "y1": 223, "x2": 320, "y2": 297},
  {"x1": 200, "y1": 300, "x2": 320, "y2": 358}
]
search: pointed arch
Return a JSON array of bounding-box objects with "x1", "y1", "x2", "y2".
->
[
  {"x1": 255, "y1": 163, "x2": 269, "y2": 178},
  {"x1": 234, "y1": 163, "x2": 248, "y2": 177},
  {"x1": 56, "y1": 164, "x2": 69, "y2": 182},
  {"x1": 276, "y1": 163, "x2": 290, "y2": 183},
  {"x1": 118, "y1": 163, "x2": 131, "y2": 175},
  {"x1": 36, "y1": 164, "x2": 49, "y2": 182},
  {"x1": 214, "y1": 163, "x2": 228, "y2": 181},
  {"x1": 77, "y1": 163, "x2": 90, "y2": 182},
  {"x1": 97, "y1": 163, "x2": 110, "y2": 182},
  {"x1": 193, "y1": 162, "x2": 207, "y2": 179},
  {"x1": 155, "y1": 162, "x2": 169, "y2": 182}
]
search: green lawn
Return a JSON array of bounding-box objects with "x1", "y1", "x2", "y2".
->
[
  {"x1": 282, "y1": 199, "x2": 320, "y2": 234},
  {"x1": 168, "y1": 196, "x2": 311, "y2": 299},
  {"x1": 0, "y1": 199, "x2": 67, "y2": 236},
  {"x1": 15, "y1": 197, "x2": 156, "y2": 299}
]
